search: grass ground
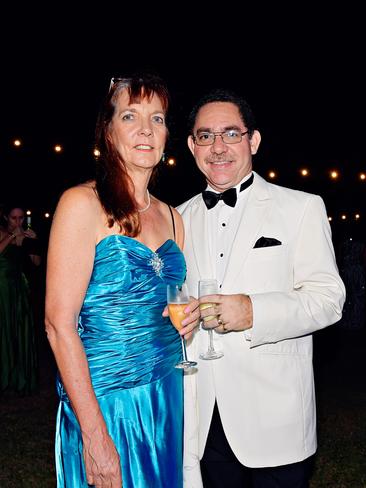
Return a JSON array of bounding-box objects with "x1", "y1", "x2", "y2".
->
[{"x1": 0, "y1": 327, "x2": 365, "y2": 487}]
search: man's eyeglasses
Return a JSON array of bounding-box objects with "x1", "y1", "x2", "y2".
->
[{"x1": 193, "y1": 129, "x2": 249, "y2": 146}]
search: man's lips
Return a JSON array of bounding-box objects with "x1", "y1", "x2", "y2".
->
[{"x1": 206, "y1": 159, "x2": 234, "y2": 165}]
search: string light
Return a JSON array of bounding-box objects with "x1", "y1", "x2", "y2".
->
[
  {"x1": 5, "y1": 141, "x2": 366, "y2": 185},
  {"x1": 5, "y1": 138, "x2": 366, "y2": 225},
  {"x1": 167, "y1": 157, "x2": 176, "y2": 166}
]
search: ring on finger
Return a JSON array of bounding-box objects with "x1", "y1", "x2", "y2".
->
[{"x1": 218, "y1": 317, "x2": 228, "y2": 332}]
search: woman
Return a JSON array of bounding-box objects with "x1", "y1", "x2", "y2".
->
[
  {"x1": 0, "y1": 205, "x2": 40, "y2": 394},
  {"x1": 45, "y1": 74, "x2": 197, "y2": 487}
]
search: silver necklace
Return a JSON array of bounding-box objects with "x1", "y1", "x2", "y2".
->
[{"x1": 137, "y1": 190, "x2": 151, "y2": 213}]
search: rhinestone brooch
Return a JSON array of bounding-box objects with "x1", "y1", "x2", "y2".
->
[{"x1": 149, "y1": 253, "x2": 164, "y2": 277}]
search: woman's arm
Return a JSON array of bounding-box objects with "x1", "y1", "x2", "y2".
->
[
  {"x1": 23, "y1": 228, "x2": 41, "y2": 266},
  {"x1": 0, "y1": 230, "x2": 16, "y2": 254},
  {"x1": 29, "y1": 253, "x2": 41, "y2": 266},
  {"x1": 45, "y1": 186, "x2": 122, "y2": 487}
]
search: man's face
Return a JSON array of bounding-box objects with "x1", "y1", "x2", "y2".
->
[{"x1": 188, "y1": 102, "x2": 261, "y2": 192}]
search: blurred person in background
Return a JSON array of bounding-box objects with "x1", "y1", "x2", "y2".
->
[{"x1": 0, "y1": 205, "x2": 41, "y2": 394}]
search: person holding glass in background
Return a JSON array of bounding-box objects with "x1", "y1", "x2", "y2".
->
[
  {"x1": 178, "y1": 89, "x2": 345, "y2": 488},
  {"x1": 45, "y1": 73, "x2": 198, "y2": 488},
  {"x1": 0, "y1": 205, "x2": 40, "y2": 394}
]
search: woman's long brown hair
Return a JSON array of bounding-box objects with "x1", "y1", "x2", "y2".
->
[{"x1": 95, "y1": 73, "x2": 170, "y2": 236}]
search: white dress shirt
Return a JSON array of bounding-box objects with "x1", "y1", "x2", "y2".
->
[{"x1": 206, "y1": 172, "x2": 254, "y2": 288}]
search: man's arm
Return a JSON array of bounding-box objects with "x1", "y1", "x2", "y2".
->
[{"x1": 248, "y1": 194, "x2": 345, "y2": 346}]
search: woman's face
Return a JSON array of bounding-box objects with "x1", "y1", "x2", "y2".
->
[
  {"x1": 6, "y1": 208, "x2": 24, "y2": 231},
  {"x1": 108, "y1": 89, "x2": 167, "y2": 173}
]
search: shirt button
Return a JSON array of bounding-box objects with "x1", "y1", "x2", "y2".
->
[
  {"x1": 220, "y1": 253, "x2": 224, "y2": 257},
  {"x1": 219, "y1": 284, "x2": 222, "y2": 289},
  {"x1": 222, "y1": 222, "x2": 226, "y2": 227}
]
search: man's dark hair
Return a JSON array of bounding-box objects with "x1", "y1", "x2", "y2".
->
[{"x1": 188, "y1": 89, "x2": 257, "y2": 137}]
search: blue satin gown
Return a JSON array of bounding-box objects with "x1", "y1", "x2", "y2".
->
[{"x1": 55, "y1": 235, "x2": 186, "y2": 487}]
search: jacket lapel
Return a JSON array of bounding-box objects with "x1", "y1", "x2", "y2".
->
[{"x1": 222, "y1": 172, "x2": 271, "y2": 287}]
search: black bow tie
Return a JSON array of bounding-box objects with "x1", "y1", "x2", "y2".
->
[{"x1": 202, "y1": 173, "x2": 254, "y2": 209}]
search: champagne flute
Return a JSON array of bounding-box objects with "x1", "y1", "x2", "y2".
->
[
  {"x1": 199, "y1": 279, "x2": 224, "y2": 360},
  {"x1": 167, "y1": 283, "x2": 197, "y2": 369}
]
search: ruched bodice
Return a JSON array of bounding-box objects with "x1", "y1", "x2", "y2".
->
[{"x1": 55, "y1": 235, "x2": 186, "y2": 488}]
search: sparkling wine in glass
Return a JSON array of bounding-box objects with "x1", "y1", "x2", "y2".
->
[
  {"x1": 199, "y1": 279, "x2": 224, "y2": 360},
  {"x1": 167, "y1": 283, "x2": 197, "y2": 370}
]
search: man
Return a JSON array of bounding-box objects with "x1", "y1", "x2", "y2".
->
[{"x1": 179, "y1": 89, "x2": 345, "y2": 488}]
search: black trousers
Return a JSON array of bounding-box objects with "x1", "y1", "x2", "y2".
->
[{"x1": 200, "y1": 403, "x2": 312, "y2": 488}]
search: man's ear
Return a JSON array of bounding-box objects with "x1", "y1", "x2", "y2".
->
[
  {"x1": 250, "y1": 130, "x2": 261, "y2": 155},
  {"x1": 187, "y1": 135, "x2": 195, "y2": 156}
]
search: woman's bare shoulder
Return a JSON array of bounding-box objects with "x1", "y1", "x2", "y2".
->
[{"x1": 57, "y1": 181, "x2": 99, "y2": 211}]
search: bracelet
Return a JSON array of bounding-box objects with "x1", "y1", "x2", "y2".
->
[{"x1": 8, "y1": 233, "x2": 16, "y2": 239}]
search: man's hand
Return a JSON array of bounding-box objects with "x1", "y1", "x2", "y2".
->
[{"x1": 199, "y1": 294, "x2": 253, "y2": 333}]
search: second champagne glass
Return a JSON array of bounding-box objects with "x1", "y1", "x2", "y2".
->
[
  {"x1": 199, "y1": 279, "x2": 224, "y2": 360},
  {"x1": 167, "y1": 283, "x2": 197, "y2": 370}
]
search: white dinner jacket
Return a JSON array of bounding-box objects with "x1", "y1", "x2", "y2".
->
[{"x1": 178, "y1": 171, "x2": 345, "y2": 487}]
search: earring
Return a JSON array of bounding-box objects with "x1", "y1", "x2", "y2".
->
[{"x1": 160, "y1": 152, "x2": 166, "y2": 164}]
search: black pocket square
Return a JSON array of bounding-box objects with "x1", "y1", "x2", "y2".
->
[{"x1": 253, "y1": 236, "x2": 282, "y2": 248}]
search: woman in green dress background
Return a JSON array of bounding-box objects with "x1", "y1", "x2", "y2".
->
[{"x1": 0, "y1": 205, "x2": 40, "y2": 394}]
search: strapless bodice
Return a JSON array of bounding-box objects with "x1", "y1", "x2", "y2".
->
[{"x1": 58, "y1": 235, "x2": 186, "y2": 399}]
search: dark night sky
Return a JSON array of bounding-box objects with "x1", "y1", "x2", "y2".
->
[{"x1": 1, "y1": 4, "x2": 365, "y2": 239}]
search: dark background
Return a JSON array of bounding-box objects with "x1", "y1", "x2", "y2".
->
[
  {"x1": 1, "y1": 7, "x2": 365, "y2": 486},
  {"x1": 1, "y1": 4, "x2": 365, "y2": 244}
]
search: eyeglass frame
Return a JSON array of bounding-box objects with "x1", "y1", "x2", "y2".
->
[
  {"x1": 192, "y1": 129, "x2": 249, "y2": 146},
  {"x1": 109, "y1": 77, "x2": 131, "y2": 92}
]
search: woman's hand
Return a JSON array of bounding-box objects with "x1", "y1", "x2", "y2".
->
[
  {"x1": 12, "y1": 226, "x2": 24, "y2": 237},
  {"x1": 162, "y1": 296, "x2": 200, "y2": 340},
  {"x1": 180, "y1": 297, "x2": 200, "y2": 340},
  {"x1": 82, "y1": 424, "x2": 122, "y2": 487},
  {"x1": 24, "y1": 228, "x2": 37, "y2": 239}
]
